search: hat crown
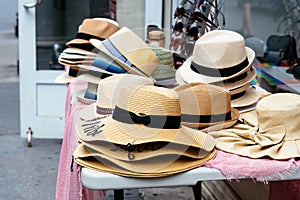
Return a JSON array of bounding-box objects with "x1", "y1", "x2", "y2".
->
[
  {"x1": 117, "y1": 85, "x2": 181, "y2": 116},
  {"x1": 193, "y1": 30, "x2": 248, "y2": 69},
  {"x1": 256, "y1": 93, "x2": 300, "y2": 139},
  {"x1": 97, "y1": 74, "x2": 154, "y2": 110},
  {"x1": 175, "y1": 83, "x2": 231, "y2": 116}
]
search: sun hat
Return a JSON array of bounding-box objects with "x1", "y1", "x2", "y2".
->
[
  {"x1": 79, "y1": 74, "x2": 154, "y2": 120},
  {"x1": 148, "y1": 30, "x2": 165, "y2": 47},
  {"x1": 66, "y1": 18, "x2": 120, "y2": 49},
  {"x1": 211, "y1": 93, "x2": 300, "y2": 160},
  {"x1": 89, "y1": 27, "x2": 159, "y2": 78},
  {"x1": 178, "y1": 29, "x2": 255, "y2": 84},
  {"x1": 230, "y1": 85, "x2": 260, "y2": 108},
  {"x1": 173, "y1": 83, "x2": 240, "y2": 130},
  {"x1": 76, "y1": 85, "x2": 216, "y2": 150},
  {"x1": 73, "y1": 143, "x2": 216, "y2": 178},
  {"x1": 148, "y1": 45, "x2": 177, "y2": 86}
]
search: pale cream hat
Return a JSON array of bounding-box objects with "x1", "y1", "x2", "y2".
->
[{"x1": 79, "y1": 74, "x2": 154, "y2": 120}]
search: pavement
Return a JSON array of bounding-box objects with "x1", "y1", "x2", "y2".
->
[{"x1": 0, "y1": 1, "x2": 292, "y2": 200}]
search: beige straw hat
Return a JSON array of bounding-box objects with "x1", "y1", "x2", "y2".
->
[
  {"x1": 66, "y1": 18, "x2": 120, "y2": 49},
  {"x1": 79, "y1": 74, "x2": 154, "y2": 120},
  {"x1": 211, "y1": 93, "x2": 300, "y2": 160},
  {"x1": 178, "y1": 29, "x2": 255, "y2": 84},
  {"x1": 77, "y1": 85, "x2": 216, "y2": 149},
  {"x1": 73, "y1": 143, "x2": 216, "y2": 178},
  {"x1": 89, "y1": 27, "x2": 159, "y2": 78},
  {"x1": 173, "y1": 83, "x2": 240, "y2": 130}
]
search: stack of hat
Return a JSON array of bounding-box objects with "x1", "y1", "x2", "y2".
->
[
  {"x1": 175, "y1": 30, "x2": 261, "y2": 112},
  {"x1": 55, "y1": 18, "x2": 121, "y2": 83},
  {"x1": 73, "y1": 85, "x2": 217, "y2": 177},
  {"x1": 173, "y1": 83, "x2": 240, "y2": 131}
]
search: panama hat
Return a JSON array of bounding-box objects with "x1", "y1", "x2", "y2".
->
[
  {"x1": 73, "y1": 143, "x2": 216, "y2": 178},
  {"x1": 211, "y1": 93, "x2": 300, "y2": 160},
  {"x1": 178, "y1": 29, "x2": 255, "y2": 84},
  {"x1": 173, "y1": 83, "x2": 239, "y2": 130},
  {"x1": 66, "y1": 18, "x2": 120, "y2": 50},
  {"x1": 89, "y1": 27, "x2": 159, "y2": 78},
  {"x1": 77, "y1": 85, "x2": 216, "y2": 150},
  {"x1": 79, "y1": 74, "x2": 154, "y2": 120}
]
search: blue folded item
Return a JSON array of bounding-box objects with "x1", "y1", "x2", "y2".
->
[{"x1": 92, "y1": 59, "x2": 126, "y2": 73}]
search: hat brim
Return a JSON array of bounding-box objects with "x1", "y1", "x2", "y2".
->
[
  {"x1": 75, "y1": 89, "x2": 97, "y2": 105},
  {"x1": 74, "y1": 144, "x2": 216, "y2": 177},
  {"x1": 76, "y1": 117, "x2": 216, "y2": 151},
  {"x1": 181, "y1": 108, "x2": 240, "y2": 131},
  {"x1": 179, "y1": 47, "x2": 255, "y2": 84},
  {"x1": 231, "y1": 86, "x2": 260, "y2": 108},
  {"x1": 54, "y1": 72, "x2": 77, "y2": 83}
]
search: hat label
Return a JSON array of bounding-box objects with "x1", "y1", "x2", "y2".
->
[
  {"x1": 113, "y1": 106, "x2": 181, "y2": 129},
  {"x1": 82, "y1": 118, "x2": 104, "y2": 137},
  {"x1": 190, "y1": 57, "x2": 249, "y2": 77}
]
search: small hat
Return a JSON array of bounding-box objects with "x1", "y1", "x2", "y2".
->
[
  {"x1": 79, "y1": 74, "x2": 154, "y2": 120},
  {"x1": 66, "y1": 18, "x2": 120, "y2": 49},
  {"x1": 177, "y1": 29, "x2": 255, "y2": 84},
  {"x1": 173, "y1": 83, "x2": 240, "y2": 130},
  {"x1": 212, "y1": 93, "x2": 300, "y2": 160},
  {"x1": 89, "y1": 27, "x2": 159, "y2": 78}
]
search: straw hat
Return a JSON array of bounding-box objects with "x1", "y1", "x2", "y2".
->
[
  {"x1": 211, "y1": 93, "x2": 300, "y2": 160},
  {"x1": 73, "y1": 143, "x2": 216, "y2": 178},
  {"x1": 77, "y1": 85, "x2": 216, "y2": 149},
  {"x1": 79, "y1": 74, "x2": 154, "y2": 120},
  {"x1": 66, "y1": 18, "x2": 120, "y2": 49},
  {"x1": 173, "y1": 83, "x2": 240, "y2": 130},
  {"x1": 177, "y1": 29, "x2": 255, "y2": 84},
  {"x1": 89, "y1": 27, "x2": 159, "y2": 78}
]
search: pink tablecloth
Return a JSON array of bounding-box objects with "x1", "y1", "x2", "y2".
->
[{"x1": 56, "y1": 82, "x2": 300, "y2": 199}]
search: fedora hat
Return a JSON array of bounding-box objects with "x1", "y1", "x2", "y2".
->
[
  {"x1": 178, "y1": 29, "x2": 255, "y2": 84},
  {"x1": 73, "y1": 143, "x2": 216, "y2": 177},
  {"x1": 77, "y1": 85, "x2": 216, "y2": 150},
  {"x1": 66, "y1": 18, "x2": 120, "y2": 50},
  {"x1": 211, "y1": 93, "x2": 300, "y2": 160},
  {"x1": 79, "y1": 74, "x2": 154, "y2": 120},
  {"x1": 89, "y1": 27, "x2": 159, "y2": 78},
  {"x1": 173, "y1": 83, "x2": 240, "y2": 130}
]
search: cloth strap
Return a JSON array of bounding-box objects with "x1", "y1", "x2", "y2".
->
[
  {"x1": 76, "y1": 32, "x2": 105, "y2": 42},
  {"x1": 181, "y1": 111, "x2": 231, "y2": 124},
  {"x1": 191, "y1": 58, "x2": 249, "y2": 77},
  {"x1": 112, "y1": 106, "x2": 181, "y2": 129}
]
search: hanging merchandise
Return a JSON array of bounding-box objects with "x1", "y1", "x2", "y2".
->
[{"x1": 170, "y1": 0, "x2": 226, "y2": 68}]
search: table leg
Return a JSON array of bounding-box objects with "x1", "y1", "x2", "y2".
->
[
  {"x1": 192, "y1": 181, "x2": 202, "y2": 200},
  {"x1": 114, "y1": 189, "x2": 124, "y2": 200}
]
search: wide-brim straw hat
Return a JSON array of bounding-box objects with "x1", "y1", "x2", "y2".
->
[
  {"x1": 211, "y1": 93, "x2": 300, "y2": 160},
  {"x1": 66, "y1": 18, "x2": 120, "y2": 48},
  {"x1": 73, "y1": 143, "x2": 216, "y2": 178},
  {"x1": 79, "y1": 74, "x2": 154, "y2": 120},
  {"x1": 89, "y1": 27, "x2": 159, "y2": 78},
  {"x1": 178, "y1": 29, "x2": 255, "y2": 84},
  {"x1": 77, "y1": 85, "x2": 216, "y2": 150},
  {"x1": 173, "y1": 83, "x2": 240, "y2": 130}
]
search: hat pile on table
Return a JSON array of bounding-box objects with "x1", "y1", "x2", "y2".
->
[
  {"x1": 175, "y1": 30, "x2": 261, "y2": 112},
  {"x1": 74, "y1": 85, "x2": 217, "y2": 177}
]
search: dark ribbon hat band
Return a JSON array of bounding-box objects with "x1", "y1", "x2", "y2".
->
[
  {"x1": 76, "y1": 32, "x2": 105, "y2": 42},
  {"x1": 181, "y1": 111, "x2": 231, "y2": 124},
  {"x1": 231, "y1": 90, "x2": 246, "y2": 100},
  {"x1": 68, "y1": 67, "x2": 112, "y2": 79},
  {"x1": 102, "y1": 39, "x2": 149, "y2": 77},
  {"x1": 191, "y1": 57, "x2": 249, "y2": 78},
  {"x1": 113, "y1": 106, "x2": 181, "y2": 129}
]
